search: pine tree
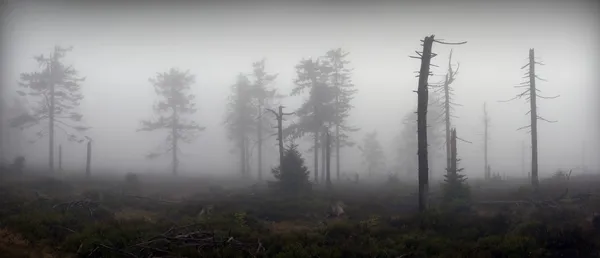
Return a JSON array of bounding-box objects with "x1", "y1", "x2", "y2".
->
[
  {"x1": 322, "y1": 49, "x2": 358, "y2": 181},
  {"x1": 442, "y1": 129, "x2": 470, "y2": 202},
  {"x1": 250, "y1": 59, "x2": 279, "y2": 181},
  {"x1": 11, "y1": 46, "x2": 89, "y2": 172},
  {"x1": 358, "y1": 131, "x2": 386, "y2": 177},
  {"x1": 138, "y1": 68, "x2": 205, "y2": 175},
  {"x1": 271, "y1": 143, "x2": 311, "y2": 193},
  {"x1": 287, "y1": 58, "x2": 336, "y2": 183}
]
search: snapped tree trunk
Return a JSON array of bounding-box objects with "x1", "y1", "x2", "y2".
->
[
  {"x1": 417, "y1": 35, "x2": 435, "y2": 212},
  {"x1": 528, "y1": 48, "x2": 539, "y2": 190},
  {"x1": 444, "y1": 75, "x2": 451, "y2": 173}
]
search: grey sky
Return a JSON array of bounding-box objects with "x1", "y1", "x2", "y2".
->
[{"x1": 1, "y1": 0, "x2": 598, "y2": 178}]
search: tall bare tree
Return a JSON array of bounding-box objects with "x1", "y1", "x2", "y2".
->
[
  {"x1": 500, "y1": 48, "x2": 558, "y2": 191},
  {"x1": 138, "y1": 68, "x2": 205, "y2": 175},
  {"x1": 11, "y1": 46, "x2": 89, "y2": 172},
  {"x1": 431, "y1": 50, "x2": 460, "y2": 171},
  {"x1": 410, "y1": 35, "x2": 466, "y2": 211}
]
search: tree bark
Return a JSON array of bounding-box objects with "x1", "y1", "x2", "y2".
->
[
  {"x1": 529, "y1": 48, "x2": 539, "y2": 190},
  {"x1": 417, "y1": 35, "x2": 435, "y2": 212}
]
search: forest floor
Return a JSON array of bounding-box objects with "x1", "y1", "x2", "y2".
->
[{"x1": 1, "y1": 171, "x2": 600, "y2": 258}]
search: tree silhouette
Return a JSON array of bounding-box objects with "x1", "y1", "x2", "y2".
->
[
  {"x1": 286, "y1": 58, "x2": 336, "y2": 183},
  {"x1": 138, "y1": 68, "x2": 205, "y2": 175},
  {"x1": 358, "y1": 131, "x2": 386, "y2": 177},
  {"x1": 11, "y1": 46, "x2": 89, "y2": 172},
  {"x1": 271, "y1": 143, "x2": 311, "y2": 193},
  {"x1": 250, "y1": 59, "x2": 279, "y2": 181},
  {"x1": 322, "y1": 48, "x2": 358, "y2": 181},
  {"x1": 225, "y1": 74, "x2": 255, "y2": 178}
]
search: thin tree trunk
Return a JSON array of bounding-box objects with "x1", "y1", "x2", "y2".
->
[
  {"x1": 321, "y1": 128, "x2": 326, "y2": 183},
  {"x1": 240, "y1": 137, "x2": 246, "y2": 177},
  {"x1": 257, "y1": 103, "x2": 263, "y2": 181},
  {"x1": 86, "y1": 140, "x2": 91, "y2": 177},
  {"x1": 417, "y1": 35, "x2": 435, "y2": 212},
  {"x1": 484, "y1": 102, "x2": 489, "y2": 180},
  {"x1": 450, "y1": 129, "x2": 457, "y2": 175},
  {"x1": 336, "y1": 124, "x2": 340, "y2": 181},
  {"x1": 444, "y1": 75, "x2": 451, "y2": 174},
  {"x1": 58, "y1": 144, "x2": 62, "y2": 171},
  {"x1": 326, "y1": 129, "x2": 332, "y2": 189},
  {"x1": 529, "y1": 48, "x2": 539, "y2": 190},
  {"x1": 49, "y1": 59, "x2": 55, "y2": 173},
  {"x1": 314, "y1": 130, "x2": 319, "y2": 183},
  {"x1": 172, "y1": 113, "x2": 178, "y2": 175},
  {"x1": 277, "y1": 106, "x2": 284, "y2": 169}
]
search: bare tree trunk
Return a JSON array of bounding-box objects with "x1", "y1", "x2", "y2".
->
[
  {"x1": 240, "y1": 137, "x2": 246, "y2": 177},
  {"x1": 58, "y1": 144, "x2": 62, "y2": 171},
  {"x1": 444, "y1": 76, "x2": 451, "y2": 173},
  {"x1": 277, "y1": 106, "x2": 284, "y2": 168},
  {"x1": 450, "y1": 129, "x2": 457, "y2": 175},
  {"x1": 417, "y1": 35, "x2": 435, "y2": 212},
  {"x1": 336, "y1": 124, "x2": 340, "y2": 181},
  {"x1": 257, "y1": 103, "x2": 263, "y2": 181},
  {"x1": 49, "y1": 61, "x2": 55, "y2": 173},
  {"x1": 314, "y1": 130, "x2": 319, "y2": 183},
  {"x1": 86, "y1": 140, "x2": 91, "y2": 177},
  {"x1": 484, "y1": 102, "x2": 489, "y2": 180},
  {"x1": 321, "y1": 128, "x2": 326, "y2": 183},
  {"x1": 326, "y1": 128, "x2": 332, "y2": 189},
  {"x1": 528, "y1": 48, "x2": 539, "y2": 190},
  {"x1": 172, "y1": 115, "x2": 178, "y2": 176}
]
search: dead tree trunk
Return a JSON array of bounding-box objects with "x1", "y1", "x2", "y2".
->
[
  {"x1": 416, "y1": 35, "x2": 435, "y2": 212},
  {"x1": 172, "y1": 109, "x2": 179, "y2": 176},
  {"x1": 528, "y1": 49, "x2": 538, "y2": 189},
  {"x1": 86, "y1": 138, "x2": 91, "y2": 177},
  {"x1": 500, "y1": 48, "x2": 557, "y2": 191},
  {"x1": 449, "y1": 129, "x2": 457, "y2": 176},
  {"x1": 483, "y1": 102, "x2": 490, "y2": 180},
  {"x1": 266, "y1": 106, "x2": 294, "y2": 174}
]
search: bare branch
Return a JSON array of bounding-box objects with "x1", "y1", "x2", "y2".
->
[{"x1": 433, "y1": 39, "x2": 468, "y2": 45}]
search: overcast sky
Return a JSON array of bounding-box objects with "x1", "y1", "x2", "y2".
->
[{"x1": 1, "y1": 0, "x2": 598, "y2": 178}]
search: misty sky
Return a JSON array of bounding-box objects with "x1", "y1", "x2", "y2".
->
[{"x1": 1, "y1": 0, "x2": 599, "y2": 178}]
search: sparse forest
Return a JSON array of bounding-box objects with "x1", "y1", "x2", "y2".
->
[{"x1": 0, "y1": 3, "x2": 598, "y2": 257}]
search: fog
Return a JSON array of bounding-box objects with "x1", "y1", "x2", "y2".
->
[{"x1": 1, "y1": 0, "x2": 599, "y2": 180}]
